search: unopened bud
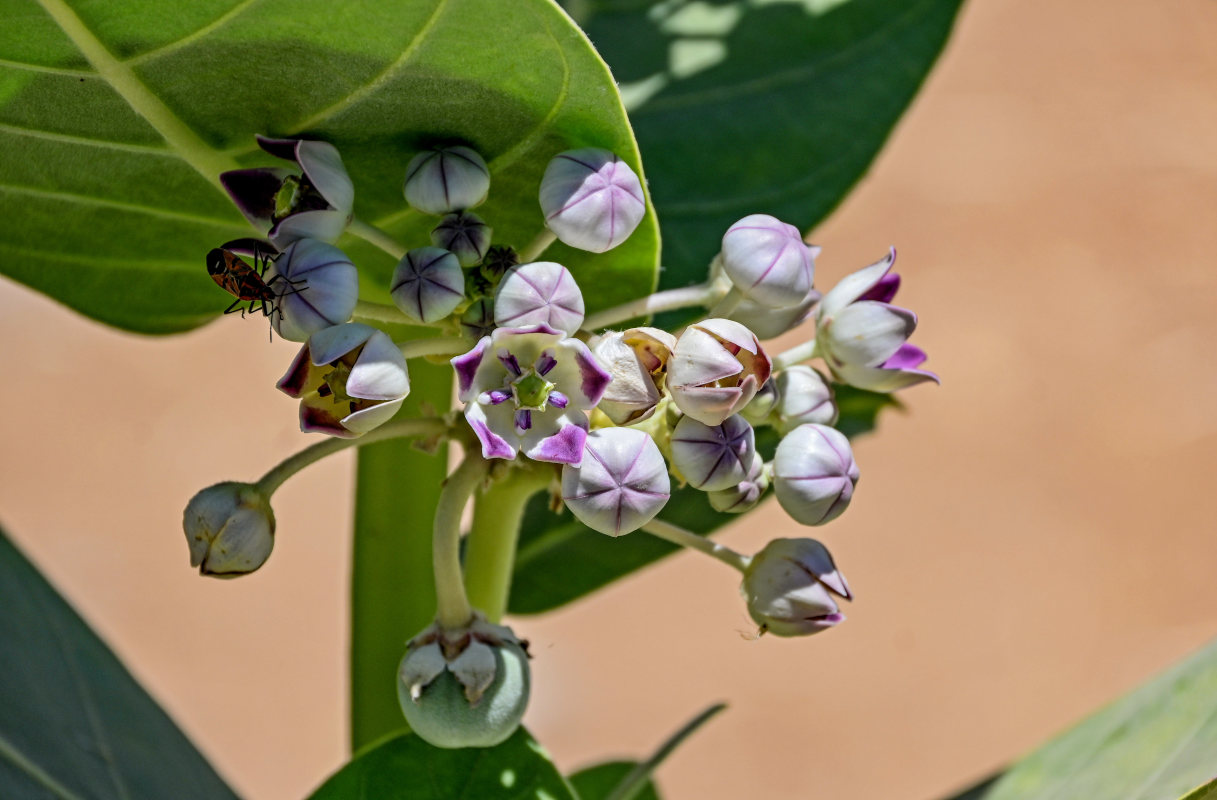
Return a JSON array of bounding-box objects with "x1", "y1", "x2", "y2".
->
[
  {"x1": 707, "y1": 451, "x2": 768, "y2": 513},
  {"x1": 267, "y1": 239, "x2": 359, "y2": 342},
  {"x1": 741, "y1": 537, "x2": 851, "y2": 636},
  {"x1": 493, "y1": 261, "x2": 585, "y2": 335},
  {"x1": 772, "y1": 424, "x2": 858, "y2": 526},
  {"x1": 669, "y1": 414, "x2": 756, "y2": 492},
  {"x1": 772, "y1": 366, "x2": 837, "y2": 433},
  {"x1": 431, "y1": 210, "x2": 492, "y2": 267},
  {"x1": 404, "y1": 146, "x2": 491, "y2": 214},
  {"x1": 668, "y1": 318, "x2": 771, "y2": 426},
  {"x1": 562, "y1": 427, "x2": 670, "y2": 536},
  {"x1": 391, "y1": 247, "x2": 466, "y2": 324},
  {"x1": 183, "y1": 482, "x2": 275, "y2": 578},
  {"x1": 721, "y1": 214, "x2": 815, "y2": 308},
  {"x1": 539, "y1": 148, "x2": 645, "y2": 253}
]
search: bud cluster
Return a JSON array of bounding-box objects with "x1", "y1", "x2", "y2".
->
[{"x1": 191, "y1": 132, "x2": 938, "y2": 750}]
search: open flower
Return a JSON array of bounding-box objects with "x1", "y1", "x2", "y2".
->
[
  {"x1": 278, "y1": 323, "x2": 411, "y2": 438},
  {"x1": 452, "y1": 325, "x2": 611, "y2": 464},
  {"x1": 815, "y1": 248, "x2": 939, "y2": 392},
  {"x1": 668, "y1": 318, "x2": 771, "y2": 426},
  {"x1": 221, "y1": 136, "x2": 354, "y2": 248}
]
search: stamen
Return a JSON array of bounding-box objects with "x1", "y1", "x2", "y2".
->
[
  {"x1": 486, "y1": 389, "x2": 511, "y2": 405},
  {"x1": 535, "y1": 350, "x2": 558, "y2": 376},
  {"x1": 515, "y1": 409, "x2": 532, "y2": 431},
  {"x1": 548, "y1": 390, "x2": 569, "y2": 409},
  {"x1": 498, "y1": 350, "x2": 522, "y2": 376}
]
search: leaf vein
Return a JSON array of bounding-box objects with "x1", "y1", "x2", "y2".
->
[
  {"x1": 0, "y1": 732, "x2": 88, "y2": 800},
  {"x1": 0, "y1": 182, "x2": 246, "y2": 227},
  {"x1": 0, "y1": 56, "x2": 93, "y2": 76},
  {"x1": 124, "y1": 0, "x2": 264, "y2": 66},
  {"x1": 0, "y1": 122, "x2": 175, "y2": 155}
]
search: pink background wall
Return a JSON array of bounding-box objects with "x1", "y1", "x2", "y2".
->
[{"x1": 2, "y1": 0, "x2": 1216, "y2": 797}]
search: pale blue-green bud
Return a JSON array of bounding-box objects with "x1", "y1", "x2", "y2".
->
[
  {"x1": 404, "y1": 146, "x2": 491, "y2": 214},
  {"x1": 432, "y1": 210, "x2": 492, "y2": 267},
  {"x1": 539, "y1": 148, "x2": 645, "y2": 253},
  {"x1": 391, "y1": 247, "x2": 465, "y2": 324}
]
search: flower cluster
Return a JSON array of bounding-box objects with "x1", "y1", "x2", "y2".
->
[{"x1": 188, "y1": 134, "x2": 937, "y2": 750}]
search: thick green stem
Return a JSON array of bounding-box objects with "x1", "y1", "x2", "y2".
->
[
  {"x1": 350, "y1": 362, "x2": 450, "y2": 751},
  {"x1": 398, "y1": 336, "x2": 468, "y2": 360},
  {"x1": 706, "y1": 285, "x2": 743, "y2": 318},
  {"x1": 464, "y1": 469, "x2": 550, "y2": 622},
  {"x1": 640, "y1": 519, "x2": 751, "y2": 573},
  {"x1": 433, "y1": 452, "x2": 489, "y2": 630},
  {"x1": 348, "y1": 216, "x2": 407, "y2": 259},
  {"x1": 519, "y1": 228, "x2": 557, "y2": 263}
]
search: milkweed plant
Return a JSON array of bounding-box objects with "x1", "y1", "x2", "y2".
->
[{"x1": 22, "y1": 2, "x2": 1214, "y2": 799}]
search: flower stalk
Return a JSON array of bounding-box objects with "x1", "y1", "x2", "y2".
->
[
  {"x1": 348, "y1": 216, "x2": 407, "y2": 259},
  {"x1": 582, "y1": 281, "x2": 724, "y2": 331},
  {"x1": 433, "y1": 453, "x2": 490, "y2": 629},
  {"x1": 640, "y1": 519, "x2": 751, "y2": 573}
]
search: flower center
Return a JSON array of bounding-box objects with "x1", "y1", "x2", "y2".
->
[{"x1": 511, "y1": 371, "x2": 554, "y2": 410}]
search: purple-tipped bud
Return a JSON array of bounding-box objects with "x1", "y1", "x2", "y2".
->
[
  {"x1": 266, "y1": 239, "x2": 359, "y2": 342},
  {"x1": 398, "y1": 616, "x2": 530, "y2": 748},
  {"x1": 720, "y1": 214, "x2": 815, "y2": 308},
  {"x1": 707, "y1": 451, "x2": 768, "y2": 513},
  {"x1": 561, "y1": 427, "x2": 670, "y2": 536},
  {"x1": 772, "y1": 366, "x2": 837, "y2": 434},
  {"x1": 390, "y1": 247, "x2": 466, "y2": 324},
  {"x1": 431, "y1": 210, "x2": 492, "y2": 267},
  {"x1": 741, "y1": 538, "x2": 851, "y2": 637},
  {"x1": 493, "y1": 261, "x2": 585, "y2": 335},
  {"x1": 591, "y1": 327, "x2": 677, "y2": 425},
  {"x1": 539, "y1": 148, "x2": 646, "y2": 253},
  {"x1": 404, "y1": 146, "x2": 490, "y2": 214},
  {"x1": 668, "y1": 318, "x2": 771, "y2": 426},
  {"x1": 277, "y1": 323, "x2": 411, "y2": 438},
  {"x1": 183, "y1": 482, "x2": 275, "y2": 578},
  {"x1": 669, "y1": 414, "x2": 756, "y2": 492},
  {"x1": 772, "y1": 424, "x2": 858, "y2": 526}
]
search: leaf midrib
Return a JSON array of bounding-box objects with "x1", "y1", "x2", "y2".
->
[{"x1": 0, "y1": 731, "x2": 88, "y2": 800}]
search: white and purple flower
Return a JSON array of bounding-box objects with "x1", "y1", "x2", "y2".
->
[
  {"x1": 452, "y1": 325, "x2": 611, "y2": 465},
  {"x1": 815, "y1": 248, "x2": 938, "y2": 392},
  {"x1": 221, "y1": 136, "x2": 354, "y2": 248}
]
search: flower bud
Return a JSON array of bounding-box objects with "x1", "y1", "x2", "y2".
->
[
  {"x1": 266, "y1": 239, "x2": 359, "y2": 342},
  {"x1": 720, "y1": 214, "x2": 815, "y2": 308},
  {"x1": 772, "y1": 366, "x2": 837, "y2": 433},
  {"x1": 460, "y1": 296, "x2": 495, "y2": 341},
  {"x1": 741, "y1": 537, "x2": 851, "y2": 636},
  {"x1": 404, "y1": 145, "x2": 490, "y2": 214},
  {"x1": 397, "y1": 617, "x2": 530, "y2": 749},
  {"x1": 740, "y1": 378, "x2": 779, "y2": 426},
  {"x1": 493, "y1": 261, "x2": 585, "y2": 335},
  {"x1": 772, "y1": 424, "x2": 858, "y2": 526},
  {"x1": 591, "y1": 327, "x2": 676, "y2": 425},
  {"x1": 539, "y1": 148, "x2": 645, "y2": 253},
  {"x1": 431, "y1": 210, "x2": 492, "y2": 267},
  {"x1": 729, "y1": 285, "x2": 821, "y2": 340},
  {"x1": 707, "y1": 451, "x2": 768, "y2": 513},
  {"x1": 669, "y1": 414, "x2": 756, "y2": 492},
  {"x1": 668, "y1": 318, "x2": 771, "y2": 426},
  {"x1": 278, "y1": 323, "x2": 411, "y2": 437},
  {"x1": 390, "y1": 247, "x2": 466, "y2": 324},
  {"x1": 562, "y1": 427, "x2": 670, "y2": 536},
  {"x1": 183, "y1": 482, "x2": 275, "y2": 578}
]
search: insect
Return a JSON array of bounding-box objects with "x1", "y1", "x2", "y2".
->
[{"x1": 205, "y1": 241, "x2": 307, "y2": 333}]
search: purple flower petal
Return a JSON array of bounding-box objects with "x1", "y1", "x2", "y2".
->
[
  {"x1": 548, "y1": 391, "x2": 569, "y2": 409},
  {"x1": 858, "y1": 272, "x2": 901, "y2": 304},
  {"x1": 452, "y1": 338, "x2": 490, "y2": 400},
  {"x1": 515, "y1": 409, "x2": 532, "y2": 431},
  {"x1": 882, "y1": 342, "x2": 928, "y2": 370},
  {"x1": 498, "y1": 350, "x2": 522, "y2": 377},
  {"x1": 220, "y1": 167, "x2": 293, "y2": 228}
]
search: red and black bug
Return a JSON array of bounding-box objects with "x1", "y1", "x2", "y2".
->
[{"x1": 205, "y1": 240, "x2": 306, "y2": 328}]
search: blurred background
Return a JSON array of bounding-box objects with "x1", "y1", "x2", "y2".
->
[{"x1": 2, "y1": 0, "x2": 1216, "y2": 797}]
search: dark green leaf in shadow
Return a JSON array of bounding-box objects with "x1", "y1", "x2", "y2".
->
[
  {"x1": 937, "y1": 773, "x2": 1003, "y2": 800},
  {"x1": 570, "y1": 762, "x2": 661, "y2": 800},
  {"x1": 974, "y1": 638, "x2": 1217, "y2": 800},
  {"x1": 307, "y1": 728, "x2": 576, "y2": 800},
  {"x1": 1, "y1": 0, "x2": 659, "y2": 333},
  {"x1": 0, "y1": 526, "x2": 238, "y2": 799},
  {"x1": 567, "y1": 0, "x2": 966, "y2": 287}
]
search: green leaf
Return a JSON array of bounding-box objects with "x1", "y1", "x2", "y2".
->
[
  {"x1": 567, "y1": 0, "x2": 965, "y2": 287},
  {"x1": 1180, "y1": 781, "x2": 1217, "y2": 800},
  {"x1": 570, "y1": 762, "x2": 660, "y2": 800},
  {"x1": 1, "y1": 0, "x2": 659, "y2": 333},
  {"x1": 308, "y1": 728, "x2": 577, "y2": 800},
  {"x1": 0, "y1": 526, "x2": 238, "y2": 799},
  {"x1": 972, "y1": 639, "x2": 1217, "y2": 800},
  {"x1": 510, "y1": 406, "x2": 865, "y2": 615}
]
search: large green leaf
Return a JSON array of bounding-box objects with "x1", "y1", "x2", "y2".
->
[
  {"x1": 308, "y1": 728, "x2": 576, "y2": 800},
  {"x1": 566, "y1": 0, "x2": 965, "y2": 285},
  {"x1": 569, "y1": 762, "x2": 660, "y2": 800},
  {"x1": 509, "y1": 401, "x2": 879, "y2": 615},
  {"x1": 0, "y1": 526, "x2": 238, "y2": 799},
  {"x1": 964, "y1": 639, "x2": 1217, "y2": 800},
  {"x1": 0, "y1": 0, "x2": 659, "y2": 333}
]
